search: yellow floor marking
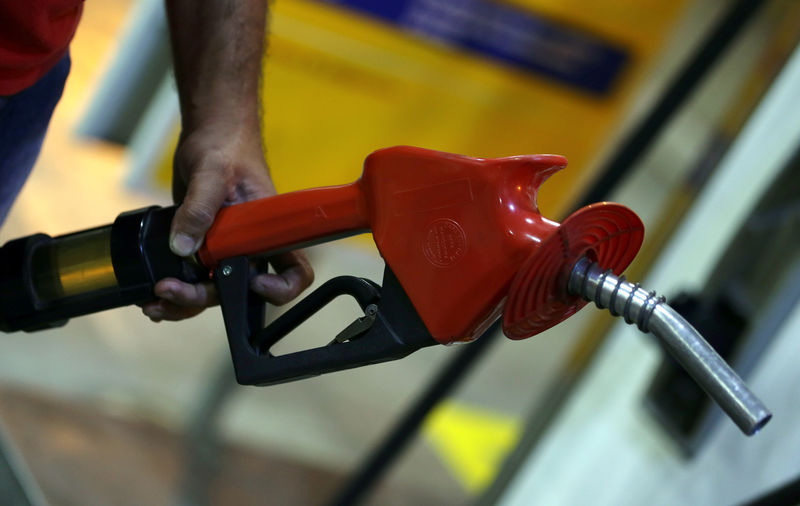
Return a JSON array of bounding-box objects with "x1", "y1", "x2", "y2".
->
[{"x1": 423, "y1": 400, "x2": 521, "y2": 494}]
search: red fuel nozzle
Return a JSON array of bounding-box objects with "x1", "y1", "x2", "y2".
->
[
  {"x1": 200, "y1": 146, "x2": 644, "y2": 344},
  {"x1": 1, "y1": 146, "x2": 768, "y2": 432}
]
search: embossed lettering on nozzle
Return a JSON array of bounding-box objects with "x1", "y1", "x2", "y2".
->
[{"x1": 567, "y1": 257, "x2": 772, "y2": 436}]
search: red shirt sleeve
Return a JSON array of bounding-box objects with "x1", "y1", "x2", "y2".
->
[{"x1": 0, "y1": 0, "x2": 84, "y2": 95}]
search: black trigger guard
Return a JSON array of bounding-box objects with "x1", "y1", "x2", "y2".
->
[
  {"x1": 215, "y1": 256, "x2": 437, "y2": 386},
  {"x1": 252, "y1": 274, "x2": 381, "y2": 352}
]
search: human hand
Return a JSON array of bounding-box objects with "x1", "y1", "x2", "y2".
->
[{"x1": 141, "y1": 123, "x2": 314, "y2": 322}]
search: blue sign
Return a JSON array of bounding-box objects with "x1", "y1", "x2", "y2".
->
[{"x1": 319, "y1": 0, "x2": 629, "y2": 95}]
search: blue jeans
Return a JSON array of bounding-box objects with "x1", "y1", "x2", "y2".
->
[{"x1": 0, "y1": 55, "x2": 71, "y2": 226}]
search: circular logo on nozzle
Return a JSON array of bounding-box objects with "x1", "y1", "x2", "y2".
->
[{"x1": 423, "y1": 219, "x2": 467, "y2": 267}]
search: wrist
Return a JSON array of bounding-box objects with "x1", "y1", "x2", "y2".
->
[{"x1": 179, "y1": 98, "x2": 261, "y2": 135}]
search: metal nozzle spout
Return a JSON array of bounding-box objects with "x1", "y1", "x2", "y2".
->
[{"x1": 568, "y1": 257, "x2": 771, "y2": 436}]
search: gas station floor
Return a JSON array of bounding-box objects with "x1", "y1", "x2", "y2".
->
[{"x1": 0, "y1": 386, "x2": 435, "y2": 506}]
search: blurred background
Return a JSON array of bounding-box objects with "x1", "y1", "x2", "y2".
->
[{"x1": 0, "y1": 0, "x2": 799, "y2": 504}]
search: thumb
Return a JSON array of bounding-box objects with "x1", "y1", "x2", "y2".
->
[{"x1": 170, "y1": 156, "x2": 231, "y2": 257}]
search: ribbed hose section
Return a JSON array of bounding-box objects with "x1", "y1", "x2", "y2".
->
[{"x1": 568, "y1": 257, "x2": 771, "y2": 436}]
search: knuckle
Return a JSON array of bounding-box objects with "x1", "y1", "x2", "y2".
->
[
  {"x1": 302, "y1": 264, "x2": 315, "y2": 287},
  {"x1": 182, "y1": 202, "x2": 217, "y2": 229},
  {"x1": 272, "y1": 293, "x2": 293, "y2": 306},
  {"x1": 281, "y1": 284, "x2": 306, "y2": 306}
]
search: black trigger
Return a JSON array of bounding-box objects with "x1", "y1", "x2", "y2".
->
[{"x1": 333, "y1": 304, "x2": 378, "y2": 344}]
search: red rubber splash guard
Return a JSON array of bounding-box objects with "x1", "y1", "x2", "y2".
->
[{"x1": 503, "y1": 203, "x2": 644, "y2": 340}]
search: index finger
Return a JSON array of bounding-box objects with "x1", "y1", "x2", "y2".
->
[{"x1": 251, "y1": 250, "x2": 314, "y2": 305}]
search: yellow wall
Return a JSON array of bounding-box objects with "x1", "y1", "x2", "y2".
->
[{"x1": 158, "y1": 0, "x2": 688, "y2": 222}]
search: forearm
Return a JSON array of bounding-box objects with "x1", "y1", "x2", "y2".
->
[
  {"x1": 165, "y1": 0, "x2": 267, "y2": 132},
  {"x1": 146, "y1": 1, "x2": 312, "y2": 322}
]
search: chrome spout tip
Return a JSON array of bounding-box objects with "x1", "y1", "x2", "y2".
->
[{"x1": 568, "y1": 257, "x2": 771, "y2": 436}]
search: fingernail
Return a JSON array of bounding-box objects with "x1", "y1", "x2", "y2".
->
[
  {"x1": 144, "y1": 306, "x2": 164, "y2": 319},
  {"x1": 160, "y1": 290, "x2": 174, "y2": 301},
  {"x1": 171, "y1": 233, "x2": 196, "y2": 257}
]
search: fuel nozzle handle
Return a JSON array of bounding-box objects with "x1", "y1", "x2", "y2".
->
[{"x1": 567, "y1": 257, "x2": 771, "y2": 436}]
